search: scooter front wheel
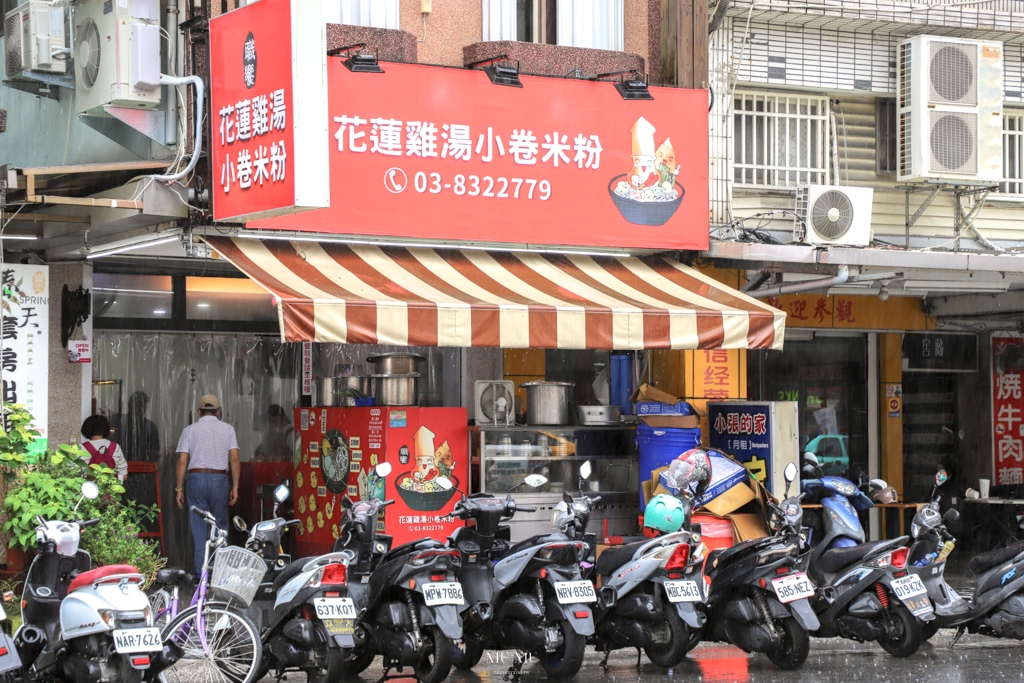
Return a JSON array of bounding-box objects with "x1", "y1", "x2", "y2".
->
[
  {"x1": 877, "y1": 603, "x2": 923, "y2": 657},
  {"x1": 158, "y1": 603, "x2": 262, "y2": 683},
  {"x1": 766, "y1": 617, "x2": 810, "y2": 670}
]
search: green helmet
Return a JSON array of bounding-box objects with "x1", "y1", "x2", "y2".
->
[{"x1": 644, "y1": 494, "x2": 686, "y2": 533}]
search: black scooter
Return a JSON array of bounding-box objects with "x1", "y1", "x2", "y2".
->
[
  {"x1": 332, "y1": 463, "x2": 463, "y2": 683},
  {"x1": 703, "y1": 462, "x2": 820, "y2": 670}
]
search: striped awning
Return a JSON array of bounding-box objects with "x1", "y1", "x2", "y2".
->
[{"x1": 203, "y1": 237, "x2": 786, "y2": 350}]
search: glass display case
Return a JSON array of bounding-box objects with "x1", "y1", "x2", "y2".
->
[{"x1": 470, "y1": 425, "x2": 640, "y2": 541}]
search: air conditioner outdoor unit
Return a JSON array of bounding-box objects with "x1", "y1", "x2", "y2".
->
[
  {"x1": 73, "y1": 0, "x2": 161, "y2": 116},
  {"x1": 5, "y1": 1, "x2": 66, "y2": 79},
  {"x1": 795, "y1": 185, "x2": 874, "y2": 246},
  {"x1": 475, "y1": 380, "x2": 516, "y2": 427},
  {"x1": 897, "y1": 35, "x2": 1003, "y2": 182}
]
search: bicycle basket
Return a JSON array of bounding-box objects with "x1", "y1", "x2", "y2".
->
[{"x1": 211, "y1": 546, "x2": 267, "y2": 607}]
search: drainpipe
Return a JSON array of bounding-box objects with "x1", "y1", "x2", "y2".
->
[{"x1": 748, "y1": 266, "x2": 850, "y2": 299}]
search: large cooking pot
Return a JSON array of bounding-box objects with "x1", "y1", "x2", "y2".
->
[
  {"x1": 317, "y1": 376, "x2": 369, "y2": 407},
  {"x1": 369, "y1": 373, "x2": 421, "y2": 406},
  {"x1": 521, "y1": 381, "x2": 574, "y2": 425},
  {"x1": 366, "y1": 353, "x2": 425, "y2": 375}
]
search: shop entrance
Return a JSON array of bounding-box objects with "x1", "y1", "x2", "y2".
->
[{"x1": 749, "y1": 335, "x2": 869, "y2": 477}]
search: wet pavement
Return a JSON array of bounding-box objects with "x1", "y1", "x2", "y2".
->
[{"x1": 262, "y1": 630, "x2": 1024, "y2": 683}]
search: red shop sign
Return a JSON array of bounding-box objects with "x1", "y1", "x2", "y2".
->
[
  {"x1": 250, "y1": 61, "x2": 709, "y2": 251},
  {"x1": 209, "y1": 0, "x2": 329, "y2": 221}
]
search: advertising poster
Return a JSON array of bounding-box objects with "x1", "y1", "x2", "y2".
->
[{"x1": 1, "y1": 264, "x2": 48, "y2": 450}]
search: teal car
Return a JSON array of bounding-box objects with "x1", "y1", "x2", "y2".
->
[{"x1": 805, "y1": 434, "x2": 849, "y2": 474}]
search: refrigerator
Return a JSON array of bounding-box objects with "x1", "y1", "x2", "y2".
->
[
  {"x1": 707, "y1": 401, "x2": 800, "y2": 500},
  {"x1": 293, "y1": 406, "x2": 469, "y2": 558}
]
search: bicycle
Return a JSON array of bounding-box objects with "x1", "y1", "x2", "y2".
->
[{"x1": 149, "y1": 507, "x2": 264, "y2": 683}]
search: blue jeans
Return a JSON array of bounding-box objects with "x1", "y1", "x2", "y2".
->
[{"x1": 185, "y1": 473, "x2": 230, "y2": 577}]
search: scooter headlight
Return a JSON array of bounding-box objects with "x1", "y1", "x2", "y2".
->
[{"x1": 98, "y1": 609, "x2": 117, "y2": 629}]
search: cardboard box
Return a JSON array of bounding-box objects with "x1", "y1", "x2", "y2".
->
[{"x1": 639, "y1": 414, "x2": 701, "y2": 429}]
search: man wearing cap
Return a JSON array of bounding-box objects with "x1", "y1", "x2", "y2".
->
[{"x1": 174, "y1": 394, "x2": 240, "y2": 576}]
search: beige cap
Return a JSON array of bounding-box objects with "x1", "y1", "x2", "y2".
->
[{"x1": 199, "y1": 394, "x2": 221, "y2": 411}]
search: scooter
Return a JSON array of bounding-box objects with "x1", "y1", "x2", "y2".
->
[
  {"x1": 231, "y1": 484, "x2": 349, "y2": 683},
  {"x1": 332, "y1": 462, "x2": 463, "y2": 683},
  {"x1": 575, "y1": 459, "x2": 706, "y2": 670},
  {"x1": 800, "y1": 459, "x2": 931, "y2": 656},
  {"x1": 908, "y1": 469, "x2": 1024, "y2": 646},
  {"x1": 444, "y1": 472, "x2": 595, "y2": 680},
  {"x1": 702, "y1": 459, "x2": 820, "y2": 670},
  {"x1": 0, "y1": 590, "x2": 22, "y2": 682},
  {"x1": 14, "y1": 482, "x2": 180, "y2": 683}
]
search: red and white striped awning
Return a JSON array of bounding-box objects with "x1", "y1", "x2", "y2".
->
[{"x1": 203, "y1": 237, "x2": 785, "y2": 350}]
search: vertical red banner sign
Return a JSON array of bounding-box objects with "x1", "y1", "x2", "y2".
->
[{"x1": 993, "y1": 333, "x2": 1024, "y2": 486}]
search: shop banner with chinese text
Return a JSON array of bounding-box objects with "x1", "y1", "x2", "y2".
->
[
  {"x1": 993, "y1": 333, "x2": 1024, "y2": 486},
  {"x1": 250, "y1": 61, "x2": 709, "y2": 250},
  {"x1": 2, "y1": 265, "x2": 48, "y2": 450}
]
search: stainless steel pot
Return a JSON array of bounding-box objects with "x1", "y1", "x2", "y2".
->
[
  {"x1": 521, "y1": 381, "x2": 574, "y2": 425},
  {"x1": 317, "y1": 376, "x2": 369, "y2": 407},
  {"x1": 366, "y1": 353, "x2": 425, "y2": 375},
  {"x1": 369, "y1": 373, "x2": 421, "y2": 406}
]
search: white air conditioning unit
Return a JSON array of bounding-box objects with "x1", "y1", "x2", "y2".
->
[
  {"x1": 475, "y1": 380, "x2": 515, "y2": 427},
  {"x1": 897, "y1": 35, "x2": 1003, "y2": 182},
  {"x1": 795, "y1": 185, "x2": 874, "y2": 246},
  {"x1": 5, "y1": 2, "x2": 66, "y2": 79},
  {"x1": 73, "y1": 0, "x2": 161, "y2": 116}
]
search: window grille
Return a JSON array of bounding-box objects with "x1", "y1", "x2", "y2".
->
[
  {"x1": 1002, "y1": 112, "x2": 1024, "y2": 196},
  {"x1": 733, "y1": 92, "x2": 830, "y2": 187}
]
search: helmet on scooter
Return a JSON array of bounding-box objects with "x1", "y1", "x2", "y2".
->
[
  {"x1": 644, "y1": 494, "x2": 686, "y2": 533},
  {"x1": 871, "y1": 485, "x2": 898, "y2": 504},
  {"x1": 668, "y1": 448, "x2": 712, "y2": 499}
]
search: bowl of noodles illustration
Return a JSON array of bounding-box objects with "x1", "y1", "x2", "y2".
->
[{"x1": 396, "y1": 473, "x2": 459, "y2": 512}]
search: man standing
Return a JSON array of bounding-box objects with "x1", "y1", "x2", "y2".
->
[{"x1": 175, "y1": 394, "x2": 240, "y2": 576}]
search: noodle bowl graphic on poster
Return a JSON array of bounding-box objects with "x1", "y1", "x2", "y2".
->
[{"x1": 608, "y1": 116, "x2": 685, "y2": 226}]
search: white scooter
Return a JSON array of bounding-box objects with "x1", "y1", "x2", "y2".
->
[{"x1": 14, "y1": 482, "x2": 179, "y2": 683}]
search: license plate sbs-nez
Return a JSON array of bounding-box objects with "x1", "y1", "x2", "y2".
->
[
  {"x1": 113, "y1": 627, "x2": 163, "y2": 654},
  {"x1": 554, "y1": 580, "x2": 597, "y2": 604},
  {"x1": 422, "y1": 582, "x2": 465, "y2": 606},
  {"x1": 890, "y1": 574, "x2": 927, "y2": 600},
  {"x1": 664, "y1": 580, "x2": 702, "y2": 603},
  {"x1": 771, "y1": 572, "x2": 815, "y2": 604}
]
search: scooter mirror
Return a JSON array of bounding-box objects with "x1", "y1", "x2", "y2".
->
[
  {"x1": 784, "y1": 462, "x2": 797, "y2": 483},
  {"x1": 524, "y1": 474, "x2": 548, "y2": 488},
  {"x1": 580, "y1": 461, "x2": 592, "y2": 481},
  {"x1": 81, "y1": 481, "x2": 99, "y2": 500},
  {"x1": 273, "y1": 484, "x2": 291, "y2": 504},
  {"x1": 232, "y1": 515, "x2": 248, "y2": 532},
  {"x1": 935, "y1": 469, "x2": 949, "y2": 487},
  {"x1": 436, "y1": 476, "x2": 454, "y2": 491},
  {"x1": 375, "y1": 462, "x2": 393, "y2": 478}
]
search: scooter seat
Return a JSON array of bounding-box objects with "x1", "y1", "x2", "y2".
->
[
  {"x1": 69, "y1": 565, "x2": 141, "y2": 593},
  {"x1": 818, "y1": 539, "x2": 896, "y2": 574},
  {"x1": 595, "y1": 541, "x2": 647, "y2": 577},
  {"x1": 272, "y1": 558, "x2": 311, "y2": 591},
  {"x1": 970, "y1": 540, "x2": 1024, "y2": 575}
]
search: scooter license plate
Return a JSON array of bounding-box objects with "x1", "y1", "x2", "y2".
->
[
  {"x1": 422, "y1": 582, "x2": 464, "y2": 606},
  {"x1": 113, "y1": 628, "x2": 163, "y2": 654},
  {"x1": 664, "y1": 580, "x2": 702, "y2": 603},
  {"x1": 891, "y1": 574, "x2": 927, "y2": 600},
  {"x1": 314, "y1": 598, "x2": 357, "y2": 619},
  {"x1": 771, "y1": 572, "x2": 815, "y2": 604},
  {"x1": 554, "y1": 580, "x2": 596, "y2": 604}
]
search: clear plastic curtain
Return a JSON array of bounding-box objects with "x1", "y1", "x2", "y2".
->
[{"x1": 93, "y1": 333, "x2": 301, "y2": 570}]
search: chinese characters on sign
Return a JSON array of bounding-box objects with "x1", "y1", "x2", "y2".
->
[
  {"x1": 1, "y1": 265, "x2": 48, "y2": 448},
  {"x1": 709, "y1": 403, "x2": 772, "y2": 488},
  {"x1": 993, "y1": 335, "x2": 1024, "y2": 486}
]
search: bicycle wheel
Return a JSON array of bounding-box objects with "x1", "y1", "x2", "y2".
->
[
  {"x1": 159, "y1": 603, "x2": 262, "y2": 683},
  {"x1": 149, "y1": 589, "x2": 172, "y2": 631}
]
